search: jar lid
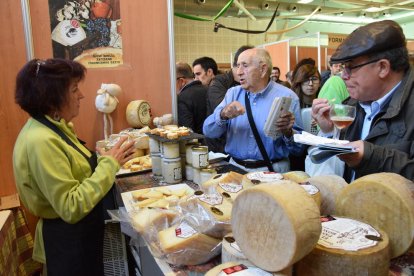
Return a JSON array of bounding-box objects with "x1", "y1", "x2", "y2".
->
[
  {"x1": 192, "y1": 146, "x2": 208, "y2": 152},
  {"x1": 162, "y1": 157, "x2": 181, "y2": 162},
  {"x1": 201, "y1": 168, "x2": 216, "y2": 173}
]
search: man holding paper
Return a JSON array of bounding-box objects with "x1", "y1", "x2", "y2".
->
[
  {"x1": 311, "y1": 20, "x2": 414, "y2": 181},
  {"x1": 203, "y1": 48, "x2": 305, "y2": 172}
]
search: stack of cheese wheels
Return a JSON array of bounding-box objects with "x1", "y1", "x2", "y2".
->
[
  {"x1": 126, "y1": 100, "x2": 151, "y2": 128},
  {"x1": 158, "y1": 221, "x2": 221, "y2": 265},
  {"x1": 282, "y1": 171, "x2": 310, "y2": 183},
  {"x1": 296, "y1": 216, "x2": 390, "y2": 276},
  {"x1": 206, "y1": 262, "x2": 292, "y2": 276},
  {"x1": 222, "y1": 233, "x2": 253, "y2": 266},
  {"x1": 231, "y1": 181, "x2": 321, "y2": 272},
  {"x1": 336, "y1": 172, "x2": 414, "y2": 258},
  {"x1": 305, "y1": 175, "x2": 348, "y2": 215}
]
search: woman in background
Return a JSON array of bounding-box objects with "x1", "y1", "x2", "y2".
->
[
  {"x1": 13, "y1": 58, "x2": 135, "y2": 276},
  {"x1": 291, "y1": 63, "x2": 321, "y2": 108}
]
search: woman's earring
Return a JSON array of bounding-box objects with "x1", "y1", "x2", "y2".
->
[{"x1": 53, "y1": 111, "x2": 61, "y2": 121}]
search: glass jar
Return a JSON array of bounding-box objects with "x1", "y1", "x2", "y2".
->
[
  {"x1": 185, "y1": 164, "x2": 194, "y2": 181},
  {"x1": 192, "y1": 167, "x2": 201, "y2": 185},
  {"x1": 192, "y1": 146, "x2": 209, "y2": 169},
  {"x1": 150, "y1": 153, "x2": 162, "y2": 176},
  {"x1": 162, "y1": 157, "x2": 182, "y2": 184},
  {"x1": 185, "y1": 142, "x2": 200, "y2": 165},
  {"x1": 162, "y1": 141, "x2": 179, "y2": 159},
  {"x1": 149, "y1": 136, "x2": 161, "y2": 153}
]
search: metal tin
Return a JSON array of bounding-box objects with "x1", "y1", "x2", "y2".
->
[
  {"x1": 162, "y1": 157, "x2": 182, "y2": 184},
  {"x1": 150, "y1": 153, "x2": 162, "y2": 176},
  {"x1": 149, "y1": 136, "x2": 161, "y2": 153},
  {"x1": 162, "y1": 141, "x2": 180, "y2": 158},
  {"x1": 200, "y1": 168, "x2": 217, "y2": 185},
  {"x1": 192, "y1": 146, "x2": 209, "y2": 168}
]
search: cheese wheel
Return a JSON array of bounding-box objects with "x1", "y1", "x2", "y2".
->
[
  {"x1": 205, "y1": 262, "x2": 292, "y2": 276},
  {"x1": 300, "y1": 183, "x2": 321, "y2": 209},
  {"x1": 126, "y1": 100, "x2": 151, "y2": 128},
  {"x1": 336, "y1": 172, "x2": 414, "y2": 258},
  {"x1": 222, "y1": 234, "x2": 253, "y2": 266},
  {"x1": 305, "y1": 175, "x2": 348, "y2": 215},
  {"x1": 231, "y1": 181, "x2": 321, "y2": 272},
  {"x1": 202, "y1": 171, "x2": 244, "y2": 190},
  {"x1": 158, "y1": 222, "x2": 221, "y2": 265},
  {"x1": 282, "y1": 171, "x2": 310, "y2": 183},
  {"x1": 241, "y1": 171, "x2": 284, "y2": 187},
  {"x1": 296, "y1": 219, "x2": 390, "y2": 276}
]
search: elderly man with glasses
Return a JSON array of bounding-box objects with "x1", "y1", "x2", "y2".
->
[{"x1": 311, "y1": 20, "x2": 414, "y2": 182}]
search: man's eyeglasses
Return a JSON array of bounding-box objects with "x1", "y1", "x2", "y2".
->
[
  {"x1": 303, "y1": 76, "x2": 320, "y2": 85},
  {"x1": 342, "y1": 59, "x2": 380, "y2": 77}
]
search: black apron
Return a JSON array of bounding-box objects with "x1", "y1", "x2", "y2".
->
[{"x1": 35, "y1": 116, "x2": 105, "y2": 276}]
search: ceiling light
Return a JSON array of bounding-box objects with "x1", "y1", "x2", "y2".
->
[
  {"x1": 365, "y1": 7, "x2": 382, "y2": 12},
  {"x1": 298, "y1": 0, "x2": 313, "y2": 3}
]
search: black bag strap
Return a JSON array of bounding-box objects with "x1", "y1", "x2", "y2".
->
[
  {"x1": 244, "y1": 92, "x2": 274, "y2": 172},
  {"x1": 33, "y1": 115, "x2": 90, "y2": 161}
]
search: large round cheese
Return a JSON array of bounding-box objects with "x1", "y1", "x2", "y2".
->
[
  {"x1": 282, "y1": 171, "x2": 310, "y2": 183},
  {"x1": 205, "y1": 262, "x2": 292, "y2": 276},
  {"x1": 126, "y1": 100, "x2": 151, "y2": 128},
  {"x1": 296, "y1": 217, "x2": 390, "y2": 276},
  {"x1": 336, "y1": 172, "x2": 414, "y2": 258},
  {"x1": 241, "y1": 171, "x2": 284, "y2": 186},
  {"x1": 306, "y1": 175, "x2": 348, "y2": 215},
  {"x1": 231, "y1": 181, "x2": 321, "y2": 272}
]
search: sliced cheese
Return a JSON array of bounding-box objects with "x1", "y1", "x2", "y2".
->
[
  {"x1": 131, "y1": 208, "x2": 177, "y2": 233},
  {"x1": 158, "y1": 222, "x2": 221, "y2": 266},
  {"x1": 134, "y1": 198, "x2": 159, "y2": 208},
  {"x1": 205, "y1": 262, "x2": 292, "y2": 276},
  {"x1": 306, "y1": 175, "x2": 348, "y2": 215},
  {"x1": 231, "y1": 181, "x2": 321, "y2": 272},
  {"x1": 146, "y1": 198, "x2": 170, "y2": 209},
  {"x1": 153, "y1": 186, "x2": 173, "y2": 196},
  {"x1": 282, "y1": 171, "x2": 310, "y2": 183},
  {"x1": 296, "y1": 218, "x2": 390, "y2": 276},
  {"x1": 336, "y1": 172, "x2": 414, "y2": 258}
]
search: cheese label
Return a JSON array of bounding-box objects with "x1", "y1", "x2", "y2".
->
[
  {"x1": 175, "y1": 221, "x2": 197, "y2": 238},
  {"x1": 300, "y1": 184, "x2": 319, "y2": 195},
  {"x1": 198, "y1": 193, "x2": 223, "y2": 206},
  {"x1": 247, "y1": 172, "x2": 283, "y2": 182},
  {"x1": 219, "y1": 183, "x2": 243, "y2": 193},
  {"x1": 218, "y1": 264, "x2": 272, "y2": 275},
  {"x1": 318, "y1": 217, "x2": 381, "y2": 251}
]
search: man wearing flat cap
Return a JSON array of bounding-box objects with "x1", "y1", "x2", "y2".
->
[{"x1": 311, "y1": 20, "x2": 414, "y2": 182}]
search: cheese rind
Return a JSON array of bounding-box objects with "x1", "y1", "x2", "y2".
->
[
  {"x1": 282, "y1": 171, "x2": 310, "y2": 183},
  {"x1": 336, "y1": 172, "x2": 414, "y2": 258},
  {"x1": 296, "y1": 225, "x2": 390, "y2": 276},
  {"x1": 306, "y1": 175, "x2": 348, "y2": 215},
  {"x1": 231, "y1": 181, "x2": 321, "y2": 272},
  {"x1": 221, "y1": 234, "x2": 253, "y2": 266}
]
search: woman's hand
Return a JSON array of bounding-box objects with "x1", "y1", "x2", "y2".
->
[
  {"x1": 97, "y1": 136, "x2": 136, "y2": 166},
  {"x1": 311, "y1": 98, "x2": 334, "y2": 133}
]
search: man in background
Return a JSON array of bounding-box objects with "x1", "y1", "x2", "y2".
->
[
  {"x1": 192, "y1": 56, "x2": 218, "y2": 86},
  {"x1": 176, "y1": 62, "x2": 207, "y2": 134},
  {"x1": 270, "y1": 66, "x2": 283, "y2": 84}
]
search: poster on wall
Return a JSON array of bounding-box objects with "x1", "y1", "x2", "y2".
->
[{"x1": 48, "y1": 0, "x2": 123, "y2": 68}]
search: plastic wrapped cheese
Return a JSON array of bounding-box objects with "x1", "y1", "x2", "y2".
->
[
  {"x1": 130, "y1": 208, "x2": 177, "y2": 233},
  {"x1": 158, "y1": 221, "x2": 221, "y2": 266},
  {"x1": 336, "y1": 172, "x2": 414, "y2": 258},
  {"x1": 296, "y1": 216, "x2": 390, "y2": 276},
  {"x1": 305, "y1": 175, "x2": 348, "y2": 215},
  {"x1": 231, "y1": 181, "x2": 321, "y2": 272},
  {"x1": 205, "y1": 262, "x2": 292, "y2": 276}
]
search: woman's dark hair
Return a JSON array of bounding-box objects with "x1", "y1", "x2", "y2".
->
[
  {"x1": 15, "y1": 58, "x2": 86, "y2": 117},
  {"x1": 291, "y1": 64, "x2": 321, "y2": 108}
]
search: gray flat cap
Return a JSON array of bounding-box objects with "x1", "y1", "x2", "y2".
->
[{"x1": 331, "y1": 20, "x2": 406, "y2": 63}]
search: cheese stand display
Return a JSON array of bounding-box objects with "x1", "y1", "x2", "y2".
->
[
  {"x1": 205, "y1": 262, "x2": 292, "y2": 276},
  {"x1": 305, "y1": 175, "x2": 348, "y2": 215},
  {"x1": 296, "y1": 216, "x2": 390, "y2": 276},
  {"x1": 336, "y1": 173, "x2": 414, "y2": 258},
  {"x1": 231, "y1": 181, "x2": 321, "y2": 272}
]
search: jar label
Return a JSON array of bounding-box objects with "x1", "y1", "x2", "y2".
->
[
  {"x1": 173, "y1": 167, "x2": 182, "y2": 180},
  {"x1": 198, "y1": 153, "x2": 209, "y2": 167}
]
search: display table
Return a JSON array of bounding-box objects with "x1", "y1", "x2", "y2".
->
[
  {"x1": 0, "y1": 208, "x2": 42, "y2": 276},
  {"x1": 114, "y1": 171, "x2": 414, "y2": 276}
]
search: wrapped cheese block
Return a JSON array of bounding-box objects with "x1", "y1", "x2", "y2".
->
[
  {"x1": 131, "y1": 208, "x2": 177, "y2": 233},
  {"x1": 282, "y1": 171, "x2": 310, "y2": 183},
  {"x1": 231, "y1": 181, "x2": 321, "y2": 272},
  {"x1": 305, "y1": 175, "x2": 348, "y2": 215},
  {"x1": 179, "y1": 191, "x2": 232, "y2": 238},
  {"x1": 205, "y1": 262, "x2": 292, "y2": 276},
  {"x1": 336, "y1": 172, "x2": 414, "y2": 258},
  {"x1": 222, "y1": 234, "x2": 253, "y2": 266},
  {"x1": 296, "y1": 216, "x2": 390, "y2": 276},
  {"x1": 158, "y1": 221, "x2": 221, "y2": 266}
]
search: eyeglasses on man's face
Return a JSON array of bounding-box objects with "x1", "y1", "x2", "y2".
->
[
  {"x1": 341, "y1": 59, "x2": 381, "y2": 78},
  {"x1": 303, "y1": 76, "x2": 320, "y2": 85}
]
